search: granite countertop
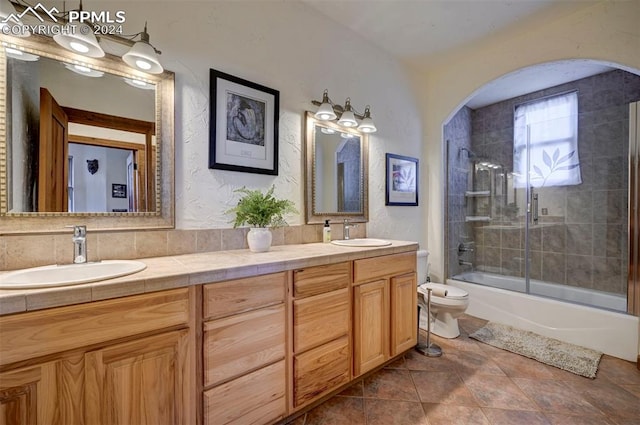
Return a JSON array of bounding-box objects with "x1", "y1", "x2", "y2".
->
[{"x1": 0, "y1": 240, "x2": 419, "y2": 316}]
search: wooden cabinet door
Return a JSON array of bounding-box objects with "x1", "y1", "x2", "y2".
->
[
  {"x1": 85, "y1": 329, "x2": 191, "y2": 425},
  {"x1": 353, "y1": 279, "x2": 389, "y2": 377},
  {"x1": 391, "y1": 273, "x2": 417, "y2": 356},
  {"x1": 0, "y1": 364, "x2": 54, "y2": 425},
  {"x1": 0, "y1": 354, "x2": 84, "y2": 425}
]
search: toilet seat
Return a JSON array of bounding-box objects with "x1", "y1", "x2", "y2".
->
[{"x1": 419, "y1": 283, "x2": 468, "y2": 300}]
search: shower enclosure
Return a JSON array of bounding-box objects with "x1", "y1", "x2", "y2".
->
[{"x1": 445, "y1": 69, "x2": 640, "y2": 313}]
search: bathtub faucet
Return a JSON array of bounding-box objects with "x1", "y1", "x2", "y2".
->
[
  {"x1": 458, "y1": 259, "x2": 473, "y2": 268},
  {"x1": 458, "y1": 242, "x2": 475, "y2": 254}
]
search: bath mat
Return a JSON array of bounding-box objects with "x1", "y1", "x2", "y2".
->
[{"x1": 469, "y1": 322, "x2": 602, "y2": 378}]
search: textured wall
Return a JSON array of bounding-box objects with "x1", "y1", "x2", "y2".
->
[{"x1": 113, "y1": 1, "x2": 424, "y2": 243}]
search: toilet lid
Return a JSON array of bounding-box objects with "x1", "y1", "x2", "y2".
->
[{"x1": 422, "y1": 282, "x2": 468, "y2": 300}]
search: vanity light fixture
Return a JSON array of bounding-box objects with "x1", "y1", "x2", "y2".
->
[
  {"x1": 122, "y1": 23, "x2": 163, "y2": 74},
  {"x1": 314, "y1": 90, "x2": 338, "y2": 120},
  {"x1": 53, "y1": 23, "x2": 105, "y2": 58},
  {"x1": 311, "y1": 89, "x2": 377, "y2": 133},
  {"x1": 4, "y1": 0, "x2": 163, "y2": 74},
  {"x1": 337, "y1": 98, "x2": 357, "y2": 127}
]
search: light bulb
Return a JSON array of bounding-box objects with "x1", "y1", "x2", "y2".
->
[
  {"x1": 69, "y1": 41, "x2": 90, "y2": 53},
  {"x1": 135, "y1": 59, "x2": 152, "y2": 70}
]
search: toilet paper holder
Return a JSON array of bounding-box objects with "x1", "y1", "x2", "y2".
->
[{"x1": 416, "y1": 287, "x2": 443, "y2": 357}]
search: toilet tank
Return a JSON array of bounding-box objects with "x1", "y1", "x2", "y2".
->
[{"x1": 416, "y1": 250, "x2": 429, "y2": 284}]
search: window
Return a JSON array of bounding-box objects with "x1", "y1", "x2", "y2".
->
[{"x1": 513, "y1": 92, "x2": 580, "y2": 188}]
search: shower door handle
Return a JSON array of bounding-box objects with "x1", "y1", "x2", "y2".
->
[{"x1": 530, "y1": 190, "x2": 539, "y2": 225}]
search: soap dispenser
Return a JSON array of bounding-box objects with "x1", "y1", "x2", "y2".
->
[{"x1": 323, "y1": 219, "x2": 331, "y2": 243}]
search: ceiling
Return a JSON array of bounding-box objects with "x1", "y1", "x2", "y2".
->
[{"x1": 302, "y1": 0, "x2": 614, "y2": 108}]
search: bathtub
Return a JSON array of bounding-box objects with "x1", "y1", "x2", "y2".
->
[{"x1": 448, "y1": 272, "x2": 639, "y2": 362}]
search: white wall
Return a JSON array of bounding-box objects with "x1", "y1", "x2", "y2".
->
[
  {"x1": 415, "y1": 0, "x2": 640, "y2": 281},
  {"x1": 69, "y1": 144, "x2": 107, "y2": 212},
  {"x1": 96, "y1": 1, "x2": 425, "y2": 243},
  {"x1": 68, "y1": 144, "x2": 129, "y2": 212}
]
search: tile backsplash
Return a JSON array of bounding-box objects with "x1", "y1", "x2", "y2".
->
[{"x1": 0, "y1": 223, "x2": 366, "y2": 271}]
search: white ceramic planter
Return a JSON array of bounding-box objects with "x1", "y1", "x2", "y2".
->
[{"x1": 247, "y1": 227, "x2": 272, "y2": 252}]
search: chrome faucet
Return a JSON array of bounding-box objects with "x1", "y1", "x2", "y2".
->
[
  {"x1": 71, "y1": 225, "x2": 87, "y2": 264},
  {"x1": 343, "y1": 219, "x2": 358, "y2": 240},
  {"x1": 458, "y1": 241, "x2": 475, "y2": 255}
]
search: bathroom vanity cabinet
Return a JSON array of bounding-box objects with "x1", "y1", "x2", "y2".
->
[
  {"x1": 353, "y1": 252, "x2": 417, "y2": 376},
  {"x1": 291, "y1": 262, "x2": 351, "y2": 410},
  {"x1": 202, "y1": 273, "x2": 287, "y2": 425},
  {"x1": 0, "y1": 288, "x2": 195, "y2": 425},
  {"x1": 0, "y1": 242, "x2": 418, "y2": 425}
]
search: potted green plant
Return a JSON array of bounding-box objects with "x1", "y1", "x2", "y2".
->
[{"x1": 227, "y1": 186, "x2": 297, "y2": 252}]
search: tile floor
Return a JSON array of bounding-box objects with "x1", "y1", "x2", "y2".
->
[{"x1": 289, "y1": 315, "x2": 640, "y2": 425}]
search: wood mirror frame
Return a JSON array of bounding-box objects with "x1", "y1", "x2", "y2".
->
[
  {"x1": 0, "y1": 34, "x2": 175, "y2": 234},
  {"x1": 304, "y1": 111, "x2": 369, "y2": 224}
]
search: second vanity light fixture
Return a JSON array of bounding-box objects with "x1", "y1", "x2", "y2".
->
[
  {"x1": 0, "y1": 0, "x2": 163, "y2": 74},
  {"x1": 312, "y1": 89, "x2": 377, "y2": 133}
]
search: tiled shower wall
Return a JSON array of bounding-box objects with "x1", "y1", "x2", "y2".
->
[
  {"x1": 447, "y1": 69, "x2": 640, "y2": 295},
  {"x1": 445, "y1": 106, "x2": 473, "y2": 279}
]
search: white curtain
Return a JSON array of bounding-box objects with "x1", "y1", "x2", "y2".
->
[{"x1": 513, "y1": 92, "x2": 580, "y2": 188}]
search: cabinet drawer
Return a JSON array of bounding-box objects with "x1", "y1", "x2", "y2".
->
[
  {"x1": 353, "y1": 252, "x2": 415, "y2": 284},
  {"x1": 203, "y1": 272, "x2": 285, "y2": 319},
  {"x1": 204, "y1": 304, "x2": 285, "y2": 387},
  {"x1": 293, "y1": 288, "x2": 349, "y2": 353},
  {"x1": 204, "y1": 360, "x2": 286, "y2": 425},
  {"x1": 294, "y1": 336, "x2": 350, "y2": 408},
  {"x1": 293, "y1": 262, "x2": 350, "y2": 298}
]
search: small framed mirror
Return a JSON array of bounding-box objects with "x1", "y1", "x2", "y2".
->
[{"x1": 304, "y1": 111, "x2": 369, "y2": 224}]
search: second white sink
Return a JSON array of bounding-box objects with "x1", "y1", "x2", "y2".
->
[
  {"x1": 331, "y1": 238, "x2": 392, "y2": 247},
  {"x1": 0, "y1": 260, "x2": 147, "y2": 289}
]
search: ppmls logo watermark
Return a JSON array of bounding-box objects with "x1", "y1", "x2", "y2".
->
[{"x1": 1, "y1": 3, "x2": 126, "y2": 37}]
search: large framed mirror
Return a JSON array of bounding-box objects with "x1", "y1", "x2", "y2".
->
[
  {"x1": 0, "y1": 33, "x2": 174, "y2": 233},
  {"x1": 304, "y1": 111, "x2": 369, "y2": 224}
]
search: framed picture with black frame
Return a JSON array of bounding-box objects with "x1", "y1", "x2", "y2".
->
[
  {"x1": 385, "y1": 153, "x2": 419, "y2": 206},
  {"x1": 209, "y1": 69, "x2": 280, "y2": 175},
  {"x1": 112, "y1": 183, "x2": 127, "y2": 198}
]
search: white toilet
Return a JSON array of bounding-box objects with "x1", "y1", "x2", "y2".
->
[{"x1": 416, "y1": 250, "x2": 469, "y2": 339}]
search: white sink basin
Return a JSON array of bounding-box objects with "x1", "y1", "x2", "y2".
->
[
  {"x1": 331, "y1": 238, "x2": 392, "y2": 247},
  {"x1": 0, "y1": 260, "x2": 147, "y2": 289}
]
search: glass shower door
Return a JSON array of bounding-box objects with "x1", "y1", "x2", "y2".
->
[{"x1": 519, "y1": 104, "x2": 628, "y2": 312}]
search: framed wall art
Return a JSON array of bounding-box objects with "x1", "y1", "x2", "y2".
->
[
  {"x1": 209, "y1": 69, "x2": 280, "y2": 175},
  {"x1": 112, "y1": 183, "x2": 127, "y2": 198},
  {"x1": 385, "y1": 153, "x2": 419, "y2": 206}
]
